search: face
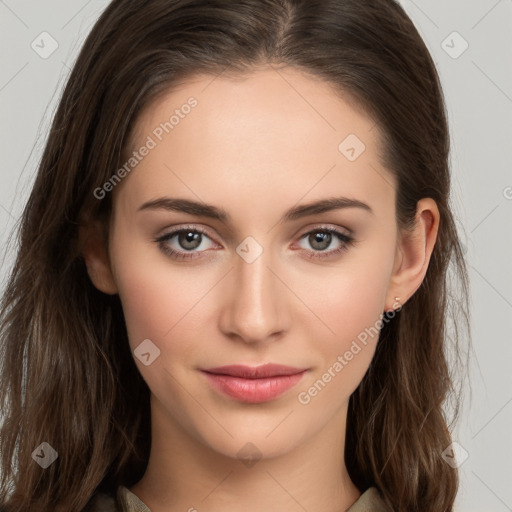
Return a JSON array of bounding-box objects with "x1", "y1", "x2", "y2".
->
[{"x1": 103, "y1": 67, "x2": 402, "y2": 460}]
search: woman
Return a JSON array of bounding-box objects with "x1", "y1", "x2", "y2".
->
[{"x1": 0, "y1": 0, "x2": 470, "y2": 511}]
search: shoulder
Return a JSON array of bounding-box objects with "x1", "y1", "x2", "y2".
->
[
  {"x1": 83, "y1": 490, "x2": 119, "y2": 512},
  {"x1": 347, "y1": 487, "x2": 393, "y2": 512},
  {"x1": 86, "y1": 485, "x2": 151, "y2": 512}
]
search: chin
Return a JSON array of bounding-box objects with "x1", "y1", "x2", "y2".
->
[{"x1": 198, "y1": 426, "x2": 303, "y2": 463}]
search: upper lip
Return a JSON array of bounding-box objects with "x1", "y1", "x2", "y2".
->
[{"x1": 201, "y1": 363, "x2": 307, "y2": 379}]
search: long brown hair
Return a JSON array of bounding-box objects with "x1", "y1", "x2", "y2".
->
[{"x1": 0, "y1": 0, "x2": 471, "y2": 510}]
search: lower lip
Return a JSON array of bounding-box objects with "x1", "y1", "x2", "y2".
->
[{"x1": 201, "y1": 371, "x2": 307, "y2": 403}]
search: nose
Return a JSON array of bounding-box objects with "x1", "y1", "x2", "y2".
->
[{"x1": 217, "y1": 241, "x2": 290, "y2": 344}]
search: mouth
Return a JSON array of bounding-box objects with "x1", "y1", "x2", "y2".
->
[{"x1": 200, "y1": 363, "x2": 308, "y2": 403}]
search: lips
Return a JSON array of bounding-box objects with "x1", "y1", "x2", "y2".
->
[
  {"x1": 201, "y1": 363, "x2": 308, "y2": 403},
  {"x1": 202, "y1": 363, "x2": 307, "y2": 379}
]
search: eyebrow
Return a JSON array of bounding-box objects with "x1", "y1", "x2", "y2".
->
[{"x1": 138, "y1": 196, "x2": 373, "y2": 222}]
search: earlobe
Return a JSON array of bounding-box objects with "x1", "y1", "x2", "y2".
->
[
  {"x1": 79, "y1": 220, "x2": 118, "y2": 295},
  {"x1": 385, "y1": 198, "x2": 440, "y2": 311}
]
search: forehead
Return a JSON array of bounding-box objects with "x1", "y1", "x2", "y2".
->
[{"x1": 114, "y1": 66, "x2": 395, "y2": 221}]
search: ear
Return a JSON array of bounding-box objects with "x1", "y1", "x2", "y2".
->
[
  {"x1": 79, "y1": 219, "x2": 118, "y2": 295},
  {"x1": 384, "y1": 198, "x2": 440, "y2": 311}
]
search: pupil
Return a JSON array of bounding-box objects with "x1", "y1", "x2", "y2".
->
[
  {"x1": 180, "y1": 231, "x2": 201, "y2": 250},
  {"x1": 311, "y1": 232, "x2": 331, "y2": 250}
]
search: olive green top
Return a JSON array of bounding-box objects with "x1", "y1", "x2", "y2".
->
[{"x1": 86, "y1": 485, "x2": 391, "y2": 511}]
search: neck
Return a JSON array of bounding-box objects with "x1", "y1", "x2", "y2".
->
[{"x1": 130, "y1": 395, "x2": 361, "y2": 512}]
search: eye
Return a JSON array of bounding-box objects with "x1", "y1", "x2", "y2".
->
[
  {"x1": 295, "y1": 227, "x2": 355, "y2": 259},
  {"x1": 155, "y1": 225, "x2": 355, "y2": 261},
  {"x1": 155, "y1": 226, "x2": 219, "y2": 260}
]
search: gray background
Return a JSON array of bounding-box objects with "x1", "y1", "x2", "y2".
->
[{"x1": 0, "y1": 1, "x2": 511, "y2": 510}]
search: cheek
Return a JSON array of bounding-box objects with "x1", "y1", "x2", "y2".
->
[
  {"x1": 329, "y1": 269, "x2": 388, "y2": 342},
  {"x1": 110, "y1": 237, "x2": 205, "y2": 352},
  {"x1": 297, "y1": 249, "x2": 393, "y2": 344},
  {"x1": 292, "y1": 243, "x2": 394, "y2": 397},
  {"x1": 294, "y1": 288, "x2": 387, "y2": 412}
]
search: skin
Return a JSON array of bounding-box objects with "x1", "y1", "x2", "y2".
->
[{"x1": 82, "y1": 66, "x2": 439, "y2": 512}]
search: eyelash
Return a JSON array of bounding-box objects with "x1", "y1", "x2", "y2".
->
[{"x1": 154, "y1": 225, "x2": 355, "y2": 261}]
